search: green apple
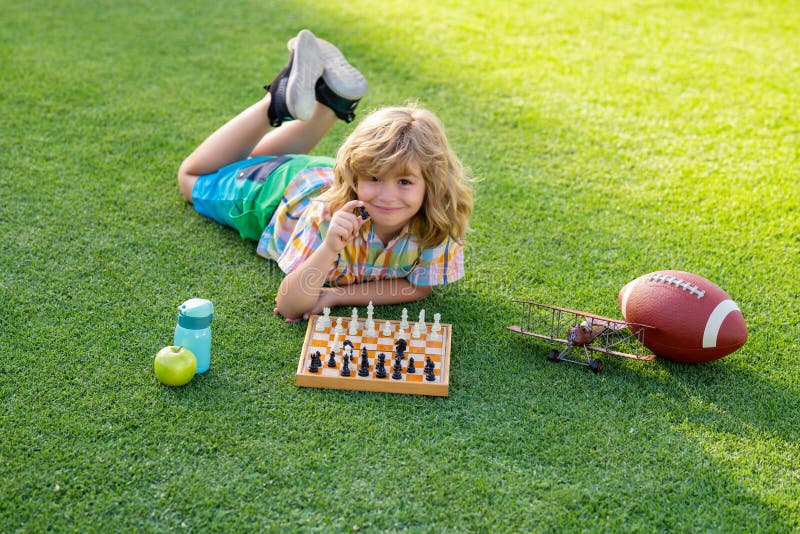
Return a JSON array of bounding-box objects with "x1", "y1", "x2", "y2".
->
[{"x1": 154, "y1": 345, "x2": 197, "y2": 386}]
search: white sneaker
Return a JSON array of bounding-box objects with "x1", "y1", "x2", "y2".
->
[
  {"x1": 288, "y1": 34, "x2": 368, "y2": 101},
  {"x1": 265, "y1": 29, "x2": 323, "y2": 125}
]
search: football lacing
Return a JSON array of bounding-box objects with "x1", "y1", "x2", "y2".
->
[{"x1": 648, "y1": 273, "x2": 705, "y2": 299}]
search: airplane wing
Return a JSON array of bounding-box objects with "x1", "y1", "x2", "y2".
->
[{"x1": 507, "y1": 299, "x2": 656, "y2": 361}]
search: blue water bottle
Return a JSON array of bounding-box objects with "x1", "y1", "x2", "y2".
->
[{"x1": 174, "y1": 298, "x2": 214, "y2": 374}]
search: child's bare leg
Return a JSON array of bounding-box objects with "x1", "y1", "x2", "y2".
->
[
  {"x1": 251, "y1": 102, "x2": 337, "y2": 157},
  {"x1": 177, "y1": 98, "x2": 338, "y2": 202},
  {"x1": 177, "y1": 95, "x2": 274, "y2": 202}
]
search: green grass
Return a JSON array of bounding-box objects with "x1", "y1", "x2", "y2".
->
[{"x1": 1, "y1": 0, "x2": 798, "y2": 531}]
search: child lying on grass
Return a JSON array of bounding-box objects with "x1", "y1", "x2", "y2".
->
[{"x1": 178, "y1": 30, "x2": 473, "y2": 321}]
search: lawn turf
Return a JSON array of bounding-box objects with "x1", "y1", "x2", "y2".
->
[{"x1": 1, "y1": 0, "x2": 798, "y2": 531}]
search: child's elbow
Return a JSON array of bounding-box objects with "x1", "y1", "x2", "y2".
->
[{"x1": 410, "y1": 284, "x2": 433, "y2": 300}]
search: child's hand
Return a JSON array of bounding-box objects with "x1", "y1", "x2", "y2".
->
[
  {"x1": 274, "y1": 306, "x2": 302, "y2": 323},
  {"x1": 323, "y1": 200, "x2": 366, "y2": 254},
  {"x1": 273, "y1": 289, "x2": 336, "y2": 323}
]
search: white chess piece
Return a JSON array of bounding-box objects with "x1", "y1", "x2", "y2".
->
[
  {"x1": 412, "y1": 323, "x2": 421, "y2": 338},
  {"x1": 429, "y1": 313, "x2": 442, "y2": 341},
  {"x1": 316, "y1": 307, "x2": 331, "y2": 331},
  {"x1": 365, "y1": 300, "x2": 376, "y2": 336},
  {"x1": 349, "y1": 308, "x2": 360, "y2": 335},
  {"x1": 415, "y1": 309, "x2": 427, "y2": 335},
  {"x1": 365, "y1": 321, "x2": 377, "y2": 337},
  {"x1": 334, "y1": 317, "x2": 344, "y2": 334},
  {"x1": 382, "y1": 321, "x2": 393, "y2": 337},
  {"x1": 400, "y1": 308, "x2": 409, "y2": 330}
]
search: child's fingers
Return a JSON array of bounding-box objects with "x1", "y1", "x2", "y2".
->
[
  {"x1": 275, "y1": 306, "x2": 301, "y2": 323},
  {"x1": 325, "y1": 201, "x2": 365, "y2": 252},
  {"x1": 340, "y1": 199, "x2": 364, "y2": 213}
]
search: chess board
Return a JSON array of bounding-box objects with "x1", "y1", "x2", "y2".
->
[{"x1": 296, "y1": 314, "x2": 452, "y2": 396}]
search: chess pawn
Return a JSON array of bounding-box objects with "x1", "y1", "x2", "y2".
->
[
  {"x1": 382, "y1": 321, "x2": 393, "y2": 337},
  {"x1": 391, "y1": 359, "x2": 403, "y2": 380},
  {"x1": 412, "y1": 323, "x2": 421, "y2": 339},
  {"x1": 375, "y1": 361, "x2": 387, "y2": 379},
  {"x1": 340, "y1": 357, "x2": 351, "y2": 377},
  {"x1": 350, "y1": 308, "x2": 361, "y2": 336},
  {"x1": 334, "y1": 317, "x2": 345, "y2": 334},
  {"x1": 432, "y1": 313, "x2": 442, "y2": 332}
]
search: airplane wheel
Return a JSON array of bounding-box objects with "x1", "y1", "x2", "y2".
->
[
  {"x1": 547, "y1": 350, "x2": 560, "y2": 362},
  {"x1": 589, "y1": 359, "x2": 603, "y2": 374}
]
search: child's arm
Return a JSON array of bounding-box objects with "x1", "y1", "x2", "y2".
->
[
  {"x1": 275, "y1": 199, "x2": 365, "y2": 319},
  {"x1": 312, "y1": 279, "x2": 432, "y2": 314}
]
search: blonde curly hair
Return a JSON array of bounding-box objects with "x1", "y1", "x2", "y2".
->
[{"x1": 323, "y1": 105, "x2": 474, "y2": 250}]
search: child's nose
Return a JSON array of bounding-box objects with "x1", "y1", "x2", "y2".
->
[{"x1": 377, "y1": 184, "x2": 398, "y2": 201}]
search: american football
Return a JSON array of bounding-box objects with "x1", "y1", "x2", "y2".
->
[{"x1": 618, "y1": 270, "x2": 747, "y2": 363}]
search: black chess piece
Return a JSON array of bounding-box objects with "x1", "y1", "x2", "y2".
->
[
  {"x1": 340, "y1": 357, "x2": 351, "y2": 377},
  {"x1": 309, "y1": 351, "x2": 321, "y2": 373},
  {"x1": 375, "y1": 357, "x2": 387, "y2": 379},
  {"x1": 394, "y1": 338, "x2": 407, "y2": 354},
  {"x1": 327, "y1": 350, "x2": 337, "y2": 367},
  {"x1": 358, "y1": 354, "x2": 370, "y2": 377},
  {"x1": 425, "y1": 367, "x2": 436, "y2": 382},
  {"x1": 361, "y1": 346, "x2": 369, "y2": 366},
  {"x1": 406, "y1": 357, "x2": 416, "y2": 374},
  {"x1": 391, "y1": 358, "x2": 403, "y2": 380},
  {"x1": 424, "y1": 357, "x2": 434, "y2": 372}
]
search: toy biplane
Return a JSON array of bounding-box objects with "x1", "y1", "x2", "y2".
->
[{"x1": 507, "y1": 299, "x2": 656, "y2": 373}]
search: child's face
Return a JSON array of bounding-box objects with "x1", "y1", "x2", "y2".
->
[{"x1": 356, "y1": 160, "x2": 425, "y2": 235}]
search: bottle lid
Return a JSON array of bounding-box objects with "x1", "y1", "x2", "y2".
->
[{"x1": 178, "y1": 298, "x2": 214, "y2": 318}]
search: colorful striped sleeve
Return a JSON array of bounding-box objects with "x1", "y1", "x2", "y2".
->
[
  {"x1": 275, "y1": 200, "x2": 332, "y2": 276},
  {"x1": 406, "y1": 238, "x2": 465, "y2": 287}
]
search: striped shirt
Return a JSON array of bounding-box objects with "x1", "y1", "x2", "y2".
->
[{"x1": 257, "y1": 166, "x2": 464, "y2": 287}]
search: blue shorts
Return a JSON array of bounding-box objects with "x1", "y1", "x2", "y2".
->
[{"x1": 191, "y1": 155, "x2": 335, "y2": 241}]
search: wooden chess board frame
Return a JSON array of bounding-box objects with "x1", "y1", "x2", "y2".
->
[{"x1": 296, "y1": 314, "x2": 452, "y2": 396}]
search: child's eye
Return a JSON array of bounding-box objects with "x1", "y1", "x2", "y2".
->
[
  {"x1": 370, "y1": 176, "x2": 380, "y2": 182},
  {"x1": 399, "y1": 178, "x2": 412, "y2": 185}
]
